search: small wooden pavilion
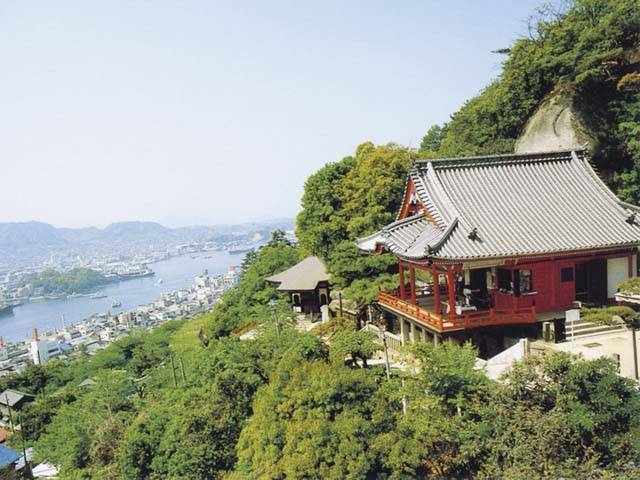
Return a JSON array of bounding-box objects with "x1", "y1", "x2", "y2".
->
[{"x1": 266, "y1": 256, "x2": 331, "y2": 314}]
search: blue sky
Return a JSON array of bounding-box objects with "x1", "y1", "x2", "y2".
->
[{"x1": 0, "y1": 0, "x2": 544, "y2": 228}]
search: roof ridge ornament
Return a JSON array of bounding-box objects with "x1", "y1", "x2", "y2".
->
[
  {"x1": 627, "y1": 213, "x2": 636, "y2": 225},
  {"x1": 467, "y1": 227, "x2": 479, "y2": 241}
]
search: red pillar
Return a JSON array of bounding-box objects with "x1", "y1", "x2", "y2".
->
[
  {"x1": 399, "y1": 262, "x2": 406, "y2": 300},
  {"x1": 409, "y1": 265, "x2": 416, "y2": 305},
  {"x1": 433, "y1": 267, "x2": 440, "y2": 314},
  {"x1": 447, "y1": 269, "x2": 456, "y2": 322},
  {"x1": 511, "y1": 269, "x2": 517, "y2": 310},
  {"x1": 550, "y1": 264, "x2": 557, "y2": 308}
]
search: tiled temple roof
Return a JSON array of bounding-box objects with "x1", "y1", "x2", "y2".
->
[{"x1": 357, "y1": 150, "x2": 640, "y2": 261}]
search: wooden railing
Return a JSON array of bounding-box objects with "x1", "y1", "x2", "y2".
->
[
  {"x1": 379, "y1": 292, "x2": 445, "y2": 331},
  {"x1": 378, "y1": 292, "x2": 537, "y2": 333}
]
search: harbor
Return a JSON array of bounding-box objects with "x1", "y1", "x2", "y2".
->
[
  {"x1": 0, "y1": 251, "x2": 238, "y2": 343},
  {"x1": 0, "y1": 251, "x2": 240, "y2": 375}
]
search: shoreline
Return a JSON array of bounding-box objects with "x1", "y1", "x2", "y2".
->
[{"x1": 0, "y1": 251, "x2": 240, "y2": 344}]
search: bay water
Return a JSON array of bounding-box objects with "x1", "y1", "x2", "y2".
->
[{"x1": 0, "y1": 251, "x2": 242, "y2": 342}]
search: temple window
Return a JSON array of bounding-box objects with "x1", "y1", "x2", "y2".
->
[
  {"x1": 497, "y1": 268, "x2": 512, "y2": 292},
  {"x1": 496, "y1": 268, "x2": 533, "y2": 295},
  {"x1": 516, "y1": 269, "x2": 533, "y2": 294},
  {"x1": 561, "y1": 267, "x2": 574, "y2": 282}
]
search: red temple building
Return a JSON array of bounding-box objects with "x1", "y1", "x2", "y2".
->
[{"x1": 357, "y1": 150, "x2": 640, "y2": 355}]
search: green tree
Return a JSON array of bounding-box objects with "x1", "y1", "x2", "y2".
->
[
  {"x1": 20, "y1": 392, "x2": 76, "y2": 442},
  {"x1": 294, "y1": 141, "x2": 412, "y2": 305},
  {"x1": 20, "y1": 267, "x2": 112, "y2": 295},
  {"x1": 419, "y1": 124, "x2": 445, "y2": 153},
  {"x1": 479, "y1": 352, "x2": 640, "y2": 478},
  {"x1": 154, "y1": 386, "x2": 246, "y2": 480},
  {"x1": 329, "y1": 329, "x2": 378, "y2": 367},
  {"x1": 379, "y1": 342, "x2": 491, "y2": 479},
  {"x1": 239, "y1": 249, "x2": 258, "y2": 275},
  {"x1": 234, "y1": 361, "x2": 384, "y2": 479},
  {"x1": 116, "y1": 400, "x2": 172, "y2": 479},
  {"x1": 34, "y1": 370, "x2": 134, "y2": 475},
  {"x1": 338, "y1": 142, "x2": 413, "y2": 239},
  {"x1": 15, "y1": 364, "x2": 50, "y2": 396},
  {"x1": 296, "y1": 156, "x2": 355, "y2": 259}
]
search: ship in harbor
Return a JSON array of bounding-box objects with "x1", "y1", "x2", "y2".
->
[
  {"x1": 104, "y1": 264, "x2": 155, "y2": 280},
  {"x1": 0, "y1": 303, "x2": 18, "y2": 316},
  {"x1": 117, "y1": 267, "x2": 154, "y2": 279}
]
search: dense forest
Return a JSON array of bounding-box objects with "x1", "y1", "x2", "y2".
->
[{"x1": 6, "y1": 1, "x2": 640, "y2": 478}]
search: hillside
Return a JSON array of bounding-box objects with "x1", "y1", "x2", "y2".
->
[
  {"x1": 5, "y1": 234, "x2": 640, "y2": 479},
  {"x1": 432, "y1": 0, "x2": 640, "y2": 197}
]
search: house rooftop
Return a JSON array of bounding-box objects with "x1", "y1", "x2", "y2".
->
[
  {"x1": 0, "y1": 444, "x2": 20, "y2": 468},
  {"x1": 0, "y1": 389, "x2": 34, "y2": 408},
  {"x1": 358, "y1": 150, "x2": 640, "y2": 261}
]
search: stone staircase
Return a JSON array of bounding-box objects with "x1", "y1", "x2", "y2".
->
[
  {"x1": 564, "y1": 316, "x2": 626, "y2": 340},
  {"x1": 295, "y1": 314, "x2": 319, "y2": 332}
]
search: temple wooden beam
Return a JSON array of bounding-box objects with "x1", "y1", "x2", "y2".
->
[
  {"x1": 409, "y1": 265, "x2": 416, "y2": 305},
  {"x1": 432, "y1": 266, "x2": 440, "y2": 315},
  {"x1": 447, "y1": 269, "x2": 456, "y2": 322}
]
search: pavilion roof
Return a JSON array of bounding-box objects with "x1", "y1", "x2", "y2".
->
[
  {"x1": 266, "y1": 256, "x2": 330, "y2": 291},
  {"x1": 357, "y1": 150, "x2": 640, "y2": 261}
]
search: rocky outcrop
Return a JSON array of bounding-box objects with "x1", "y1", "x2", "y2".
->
[{"x1": 515, "y1": 92, "x2": 596, "y2": 154}]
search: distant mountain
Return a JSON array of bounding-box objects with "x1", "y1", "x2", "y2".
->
[
  {"x1": 0, "y1": 218, "x2": 294, "y2": 272},
  {"x1": 0, "y1": 221, "x2": 70, "y2": 250},
  {"x1": 100, "y1": 221, "x2": 176, "y2": 242}
]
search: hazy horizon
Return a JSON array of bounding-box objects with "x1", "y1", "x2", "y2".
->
[
  {"x1": 1, "y1": 0, "x2": 544, "y2": 228},
  {"x1": 0, "y1": 215, "x2": 295, "y2": 230}
]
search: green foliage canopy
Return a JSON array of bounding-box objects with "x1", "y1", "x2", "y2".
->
[
  {"x1": 20, "y1": 268, "x2": 111, "y2": 295},
  {"x1": 295, "y1": 142, "x2": 413, "y2": 303}
]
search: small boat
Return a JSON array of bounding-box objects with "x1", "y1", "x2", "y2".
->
[
  {"x1": 89, "y1": 292, "x2": 107, "y2": 299},
  {"x1": 111, "y1": 300, "x2": 122, "y2": 308},
  {"x1": 156, "y1": 278, "x2": 164, "y2": 284}
]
